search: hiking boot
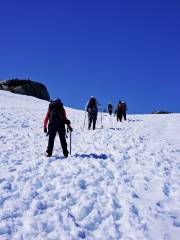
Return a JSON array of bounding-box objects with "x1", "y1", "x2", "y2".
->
[
  {"x1": 63, "y1": 151, "x2": 69, "y2": 158},
  {"x1": 46, "y1": 152, "x2": 52, "y2": 157}
]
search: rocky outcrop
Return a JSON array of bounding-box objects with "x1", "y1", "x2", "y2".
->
[
  {"x1": 0, "y1": 79, "x2": 50, "y2": 101},
  {"x1": 152, "y1": 110, "x2": 172, "y2": 114}
]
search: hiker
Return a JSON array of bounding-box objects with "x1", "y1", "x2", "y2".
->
[
  {"x1": 44, "y1": 98, "x2": 72, "y2": 157},
  {"x1": 116, "y1": 100, "x2": 127, "y2": 122},
  {"x1": 107, "y1": 103, "x2": 113, "y2": 115},
  {"x1": 85, "y1": 96, "x2": 99, "y2": 130}
]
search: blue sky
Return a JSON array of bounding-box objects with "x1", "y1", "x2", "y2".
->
[{"x1": 0, "y1": 0, "x2": 180, "y2": 113}]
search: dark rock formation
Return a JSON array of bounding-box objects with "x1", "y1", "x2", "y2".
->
[
  {"x1": 0, "y1": 79, "x2": 50, "y2": 101},
  {"x1": 152, "y1": 110, "x2": 172, "y2": 114}
]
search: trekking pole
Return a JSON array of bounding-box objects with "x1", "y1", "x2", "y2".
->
[
  {"x1": 100, "y1": 111, "x2": 103, "y2": 128},
  {"x1": 100, "y1": 105, "x2": 103, "y2": 128},
  {"x1": 66, "y1": 127, "x2": 69, "y2": 139},
  {"x1": 70, "y1": 130, "x2": 72, "y2": 155},
  {"x1": 83, "y1": 111, "x2": 87, "y2": 129}
]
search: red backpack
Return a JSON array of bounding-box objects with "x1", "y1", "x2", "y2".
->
[{"x1": 118, "y1": 102, "x2": 127, "y2": 111}]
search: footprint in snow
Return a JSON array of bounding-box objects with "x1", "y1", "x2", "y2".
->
[
  {"x1": 8, "y1": 167, "x2": 16, "y2": 172},
  {"x1": 34, "y1": 200, "x2": 48, "y2": 215},
  {"x1": 77, "y1": 203, "x2": 94, "y2": 221},
  {"x1": 114, "y1": 223, "x2": 123, "y2": 239},
  {"x1": 173, "y1": 217, "x2": 180, "y2": 227},
  {"x1": 164, "y1": 233, "x2": 170, "y2": 240},
  {"x1": 33, "y1": 179, "x2": 43, "y2": 189},
  {"x1": 111, "y1": 197, "x2": 123, "y2": 222},
  {"x1": 163, "y1": 183, "x2": 171, "y2": 197},
  {"x1": 78, "y1": 179, "x2": 87, "y2": 190},
  {"x1": 164, "y1": 167, "x2": 171, "y2": 176},
  {"x1": 15, "y1": 159, "x2": 23, "y2": 165},
  {"x1": 40, "y1": 221, "x2": 55, "y2": 234}
]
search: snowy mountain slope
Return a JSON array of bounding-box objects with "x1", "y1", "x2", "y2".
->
[{"x1": 0, "y1": 90, "x2": 180, "y2": 240}]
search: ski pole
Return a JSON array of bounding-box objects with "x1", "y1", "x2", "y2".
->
[
  {"x1": 100, "y1": 111, "x2": 103, "y2": 128},
  {"x1": 70, "y1": 130, "x2": 72, "y2": 155},
  {"x1": 83, "y1": 112, "x2": 87, "y2": 129},
  {"x1": 99, "y1": 105, "x2": 103, "y2": 128}
]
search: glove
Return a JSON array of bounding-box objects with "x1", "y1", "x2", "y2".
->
[
  {"x1": 64, "y1": 119, "x2": 71, "y2": 125},
  {"x1": 68, "y1": 126, "x2": 73, "y2": 132},
  {"x1": 44, "y1": 128, "x2": 47, "y2": 133}
]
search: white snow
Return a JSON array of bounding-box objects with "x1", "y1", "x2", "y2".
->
[{"x1": 0, "y1": 90, "x2": 180, "y2": 240}]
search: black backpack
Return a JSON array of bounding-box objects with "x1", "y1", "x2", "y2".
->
[
  {"x1": 48, "y1": 101, "x2": 65, "y2": 126},
  {"x1": 108, "y1": 104, "x2": 113, "y2": 110},
  {"x1": 88, "y1": 98, "x2": 97, "y2": 109}
]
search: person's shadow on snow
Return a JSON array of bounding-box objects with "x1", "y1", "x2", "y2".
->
[
  {"x1": 47, "y1": 155, "x2": 65, "y2": 162},
  {"x1": 47, "y1": 153, "x2": 109, "y2": 161},
  {"x1": 127, "y1": 119, "x2": 142, "y2": 122},
  {"x1": 110, "y1": 127, "x2": 122, "y2": 130},
  {"x1": 74, "y1": 153, "x2": 108, "y2": 160}
]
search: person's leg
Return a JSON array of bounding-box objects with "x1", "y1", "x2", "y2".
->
[
  {"x1": 47, "y1": 130, "x2": 56, "y2": 156},
  {"x1": 123, "y1": 112, "x2": 126, "y2": 120},
  {"x1": 119, "y1": 112, "x2": 122, "y2": 122},
  {"x1": 93, "y1": 114, "x2": 97, "y2": 130},
  {"x1": 58, "y1": 129, "x2": 68, "y2": 157},
  {"x1": 88, "y1": 113, "x2": 93, "y2": 130},
  {"x1": 117, "y1": 113, "x2": 120, "y2": 121}
]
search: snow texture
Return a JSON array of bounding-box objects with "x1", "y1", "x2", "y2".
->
[{"x1": 0, "y1": 90, "x2": 180, "y2": 240}]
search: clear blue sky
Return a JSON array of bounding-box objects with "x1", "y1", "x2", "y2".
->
[{"x1": 0, "y1": 0, "x2": 180, "y2": 113}]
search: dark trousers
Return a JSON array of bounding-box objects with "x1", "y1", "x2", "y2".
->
[
  {"x1": 123, "y1": 112, "x2": 126, "y2": 120},
  {"x1": 117, "y1": 111, "x2": 126, "y2": 121},
  {"x1": 108, "y1": 110, "x2": 113, "y2": 115},
  {"x1": 47, "y1": 128, "x2": 68, "y2": 155},
  {"x1": 88, "y1": 113, "x2": 97, "y2": 130},
  {"x1": 117, "y1": 113, "x2": 122, "y2": 121}
]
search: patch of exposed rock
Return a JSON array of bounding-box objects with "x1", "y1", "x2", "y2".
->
[{"x1": 0, "y1": 79, "x2": 50, "y2": 101}]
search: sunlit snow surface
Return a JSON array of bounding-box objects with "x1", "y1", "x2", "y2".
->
[{"x1": 0, "y1": 90, "x2": 180, "y2": 240}]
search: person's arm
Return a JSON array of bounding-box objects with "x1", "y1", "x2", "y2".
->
[
  {"x1": 96, "y1": 101, "x2": 102, "y2": 112},
  {"x1": 114, "y1": 106, "x2": 118, "y2": 116},
  {"x1": 62, "y1": 109, "x2": 73, "y2": 130},
  {"x1": 125, "y1": 103, "x2": 127, "y2": 111},
  {"x1": 44, "y1": 109, "x2": 50, "y2": 132},
  {"x1": 96, "y1": 100, "x2": 101, "y2": 107},
  {"x1": 85, "y1": 101, "x2": 89, "y2": 111}
]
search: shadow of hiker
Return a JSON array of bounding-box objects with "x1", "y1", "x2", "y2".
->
[
  {"x1": 48, "y1": 155, "x2": 65, "y2": 162},
  {"x1": 127, "y1": 119, "x2": 142, "y2": 122},
  {"x1": 110, "y1": 128, "x2": 122, "y2": 130},
  {"x1": 74, "y1": 153, "x2": 108, "y2": 160}
]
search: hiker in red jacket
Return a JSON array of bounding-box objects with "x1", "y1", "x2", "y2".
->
[
  {"x1": 44, "y1": 98, "x2": 72, "y2": 157},
  {"x1": 116, "y1": 101, "x2": 127, "y2": 122}
]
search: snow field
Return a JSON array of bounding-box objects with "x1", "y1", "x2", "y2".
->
[{"x1": 0, "y1": 90, "x2": 180, "y2": 240}]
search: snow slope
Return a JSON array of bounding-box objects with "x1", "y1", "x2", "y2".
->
[{"x1": 0, "y1": 90, "x2": 180, "y2": 240}]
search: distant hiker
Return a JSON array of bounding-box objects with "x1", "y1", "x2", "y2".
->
[
  {"x1": 85, "y1": 96, "x2": 99, "y2": 130},
  {"x1": 107, "y1": 103, "x2": 113, "y2": 115},
  {"x1": 44, "y1": 98, "x2": 73, "y2": 157},
  {"x1": 116, "y1": 100, "x2": 127, "y2": 122}
]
